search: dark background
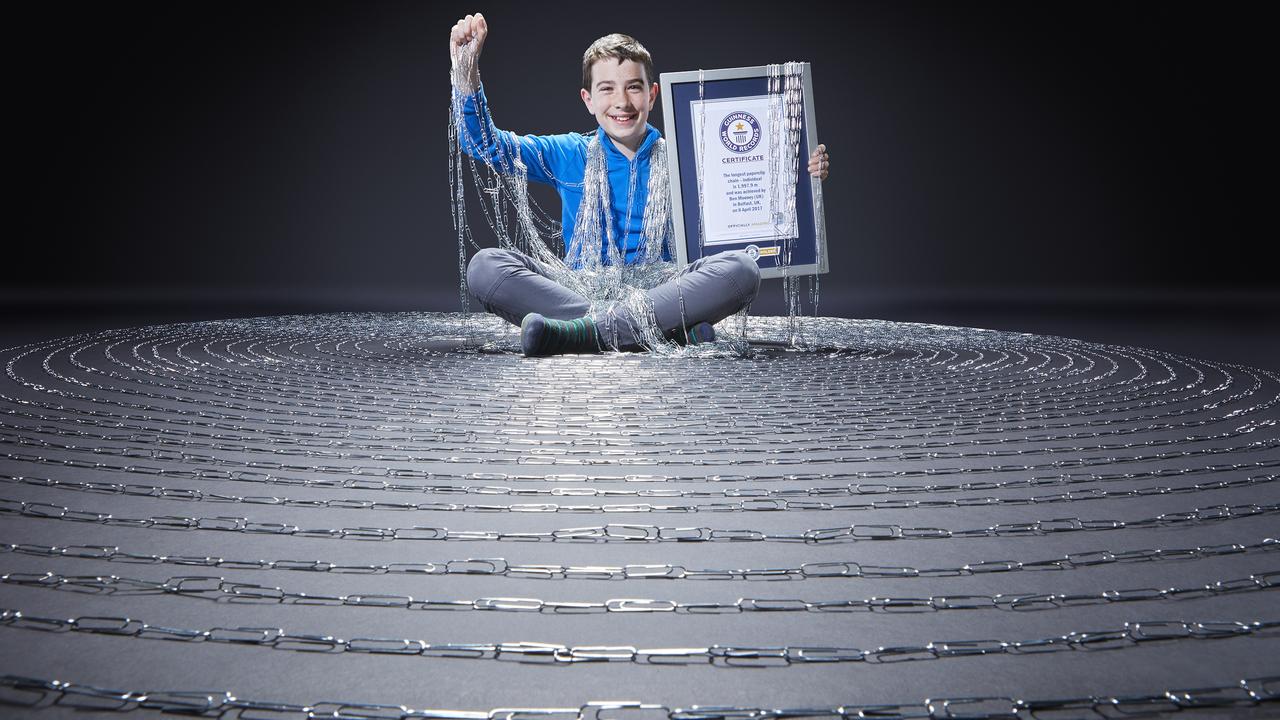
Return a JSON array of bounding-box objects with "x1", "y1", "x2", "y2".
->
[{"x1": 6, "y1": 0, "x2": 1276, "y2": 360}]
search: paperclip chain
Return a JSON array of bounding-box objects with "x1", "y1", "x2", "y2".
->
[
  {"x1": 2, "y1": 607, "x2": 1277, "y2": 666},
  {"x1": 3, "y1": 495, "x2": 1276, "y2": 543},
  {"x1": 3, "y1": 568, "x2": 1275, "y2": 614},
  {"x1": 4, "y1": 469, "x2": 1276, "y2": 515},
  {"x1": 4, "y1": 538, "x2": 1275, "y2": 582},
  {"x1": 3, "y1": 313, "x2": 1279, "y2": 714},
  {"x1": 2, "y1": 674, "x2": 1276, "y2": 719}
]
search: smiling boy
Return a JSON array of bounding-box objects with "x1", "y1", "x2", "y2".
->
[{"x1": 450, "y1": 12, "x2": 830, "y2": 356}]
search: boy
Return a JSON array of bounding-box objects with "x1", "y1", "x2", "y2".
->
[{"x1": 450, "y1": 12, "x2": 831, "y2": 356}]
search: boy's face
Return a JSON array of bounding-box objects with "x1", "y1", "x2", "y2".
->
[{"x1": 580, "y1": 58, "x2": 659, "y2": 151}]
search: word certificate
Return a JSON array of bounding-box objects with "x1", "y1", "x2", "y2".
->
[{"x1": 690, "y1": 95, "x2": 798, "y2": 246}]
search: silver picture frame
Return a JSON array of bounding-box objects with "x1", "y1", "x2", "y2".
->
[{"x1": 659, "y1": 64, "x2": 828, "y2": 280}]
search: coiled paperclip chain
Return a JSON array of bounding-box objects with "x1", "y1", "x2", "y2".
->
[
  {"x1": 4, "y1": 469, "x2": 1277, "y2": 514},
  {"x1": 3, "y1": 568, "x2": 1275, "y2": 614},
  {"x1": 3, "y1": 313, "x2": 1278, "y2": 716},
  {"x1": 2, "y1": 607, "x2": 1277, "y2": 666},
  {"x1": 2, "y1": 674, "x2": 1276, "y2": 719},
  {"x1": 3, "y1": 495, "x2": 1276, "y2": 543},
  {"x1": 4, "y1": 537, "x2": 1275, "y2": 581}
]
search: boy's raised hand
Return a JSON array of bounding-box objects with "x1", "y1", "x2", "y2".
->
[
  {"x1": 449, "y1": 13, "x2": 488, "y2": 64},
  {"x1": 449, "y1": 13, "x2": 487, "y2": 94},
  {"x1": 808, "y1": 144, "x2": 830, "y2": 181}
]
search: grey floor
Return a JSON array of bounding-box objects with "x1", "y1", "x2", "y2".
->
[{"x1": 1, "y1": 295, "x2": 1278, "y2": 718}]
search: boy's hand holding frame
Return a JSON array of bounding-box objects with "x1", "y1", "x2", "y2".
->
[{"x1": 808, "y1": 144, "x2": 830, "y2": 180}]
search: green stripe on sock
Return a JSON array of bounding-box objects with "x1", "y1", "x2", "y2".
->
[{"x1": 533, "y1": 316, "x2": 598, "y2": 355}]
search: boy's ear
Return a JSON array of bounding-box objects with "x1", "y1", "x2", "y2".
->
[
  {"x1": 580, "y1": 88, "x2": 592, "y2": 112},
  {"x1": 649, "y1": 82, "x2": 659, "y2": 106}
]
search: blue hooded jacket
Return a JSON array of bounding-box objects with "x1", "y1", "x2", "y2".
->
[{"x1": 456, "y1": 85, "x2": 671, "y2": 267}]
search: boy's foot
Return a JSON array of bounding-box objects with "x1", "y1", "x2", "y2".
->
[
  {"x1": 667, "y1": 322, "x2": 716, "y2": 346},
  {"x1": 521, "y1": 313, "x2": 602, "y2": 357}
]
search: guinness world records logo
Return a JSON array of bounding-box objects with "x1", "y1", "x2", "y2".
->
[{"x1": 719, "y1": 111, "x2": 761, "y2": 153}]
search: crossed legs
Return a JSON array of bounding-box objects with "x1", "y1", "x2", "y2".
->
[{"x1": 465, "y1": 248, "x2": 761, "y2": 349}]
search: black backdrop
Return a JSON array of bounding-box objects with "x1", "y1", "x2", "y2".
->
[{"x1": 8, "y1": 0, "x2": 1273, "y2": 316}]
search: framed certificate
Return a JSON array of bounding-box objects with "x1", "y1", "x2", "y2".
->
[{"x1": 659, "y1": 64, "x2": 828, "y2": 279}]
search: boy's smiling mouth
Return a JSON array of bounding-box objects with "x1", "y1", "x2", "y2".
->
[{"x1": 609, "y1": 112, "x2": 638, "y2": 125}]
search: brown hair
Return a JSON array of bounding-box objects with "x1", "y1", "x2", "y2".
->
[{"x1": 581, "y1": 33, "x2": 655, "y2": 90}]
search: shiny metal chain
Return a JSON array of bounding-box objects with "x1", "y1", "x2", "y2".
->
[
  {"x1": 2, "y1": 607, "x2": 1277, "y2": 665},
  {"x1": 3, "y1": 495, "x2": 1276, "y2": 543},
  {"x1": 15, "y1": 326, "x2": 1261, "y2": 424},
  {"x1": 10, "y1": 322, "x2": 1280, "y2": 445},
  {"x1": 4, "y1": 429, "x2": 1277, "y2": 477},
  {"x1": 3, "y1": 673, "x2": 1276, "y2": 719},
  {"x1": 5, "y1": 469, "x2": 1275, "y2": 514},
  {"x1": 4, "y1": 537, "x2": 1274, "y2": 581},
  {"x1": 4, "y1": 314, "x2": 1279, "y2": 714},
  {"x1": 52, "y1": 328, "x2": 1277, "y2": 426},
  {"x1": 5, "y1": 444, "x2": 1278, "y2": 494},
  {"x1": 4, "y1": 421, "x2": 1277, "y2": 468},
  {"x1": 4, "y1": 568, "x2": 1275, "y2": 614},
  {"x1": 4, "y1": 378, "x2": 1278, "y2": 455}
]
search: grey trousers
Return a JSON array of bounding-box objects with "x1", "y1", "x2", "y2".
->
[{"x1": 465, "y1": 248, "x2": 761, "y2": 348}]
